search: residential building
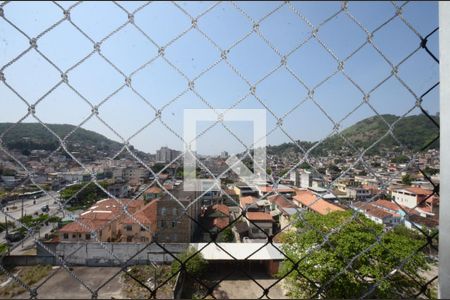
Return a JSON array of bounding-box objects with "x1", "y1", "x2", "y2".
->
[
  {"x1": 293, "y1": 189, "x2": 345, "y2": 215},
  {"x1": 352, "y1": 202, "x2": 401, "y2": 226},
  {"x1": 200, "y1": 204, "x2": 231, "y2": 241},
  {"x1": 391, "y1": 187, "x2": 433, "y2": 209},
  {"x1": 245, "y1": 212, "x2": 274, "y2": 239},
  {"x1": 267, "y1": 195, "x2": 298, "y2": 232},
  {"x1": 59, "y1": 198, "x2": 146, "y2": 242}
]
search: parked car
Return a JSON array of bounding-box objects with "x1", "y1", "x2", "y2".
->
[
  {"x1": 41, "y1": 205, "x2": 49, "y2": 212},
  {"x1": 5, "y1": 232, "x2": 24, "y2": 243}
]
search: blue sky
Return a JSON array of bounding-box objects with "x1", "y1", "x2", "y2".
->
[{"x1": 0, "y1": 1, "x2": 439, "y2": 155}]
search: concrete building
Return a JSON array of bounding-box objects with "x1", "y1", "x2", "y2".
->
[
  {"x1": 391, "y1": 187, "x2": 433, "y2": 209},
  {"x1": 59, "y1": 198, "x2": 146, "y2": 242},
  {"x1": 245, "y1": 212, "x2": 274, "y2": 239}
]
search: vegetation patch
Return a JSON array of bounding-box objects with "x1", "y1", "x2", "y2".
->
[
  {"x1": 0, "y1": 265, "x2": 52, "y2": 298},
  {"x1": 122, "y1": 265, "x2": 176, "y2": 299}
]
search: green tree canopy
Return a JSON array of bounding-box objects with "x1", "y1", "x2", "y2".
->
[
  {"x1": 60, "y1": 181, "x2": 110, "y2": 210},
  {"x1": 171, "y1": 247, "x2": 208, "y2": 277},
  {"x1": 401, "y1": 174, "x2": 413, "y2": 185},
  {"x1": 278, "y1": 211, "x2": 430, "y2": 298}
]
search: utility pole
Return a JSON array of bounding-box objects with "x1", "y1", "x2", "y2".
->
[
  {"x1": 5, "y1": 215, "x2": 10, "y2": 256},
  {"x1": 4, "y1": 215, "x2": 8, "y2": 236}
]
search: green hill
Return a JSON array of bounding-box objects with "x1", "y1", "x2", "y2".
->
[
  {"x1": 0, "y1": 123, "x2": 128, "y2": 157},
  {"x1": 268, "y1": 114, "x2": 439, "y2": 156}
]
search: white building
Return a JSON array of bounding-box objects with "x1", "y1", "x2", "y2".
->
[{"x1": 391, "y1": 187, "x2": 433, "y2": 209}]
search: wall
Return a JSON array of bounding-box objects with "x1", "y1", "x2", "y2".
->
[
  {"x1": 2, "y1": 255, "x2": 58, "y2": 267},
  {"x1": 36, "y1": 242, "x2": 189, "y2": 266}
]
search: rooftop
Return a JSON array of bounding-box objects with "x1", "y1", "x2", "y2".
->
[
  {"x1": 190, "y1": 243, "x2": 284, "y2": 260},
  {"x1": 246, "y1": 212, "x2": 274, "y2": 222}
]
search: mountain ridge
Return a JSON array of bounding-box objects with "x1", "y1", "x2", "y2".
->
[{"x1": 0, "y1": 113, "x2": 439, "y2": 158}]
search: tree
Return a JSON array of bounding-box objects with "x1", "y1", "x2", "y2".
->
[
  {"x1": 278, "y1": 211, "x2": 430, "y2": 298},
  {"x1": 391, "y1": 155, "x2": 409, "y2": 164},
  {"x1": 218, "y1": 227, "x2": 234, "y2": 242},
  {"x1": 423, "y1": 166, "x2": 439, "y2": 176},
  {"x1": 401, "y1": 174, "x2": 413, "y2": 185},
  {"x1": 299, "y1": 162, "x2": 311, "y2": 170},
  {"x1": 171, "y1": 247, "x2": 208, "y2": 277},
  {"x1": 60, "y1": 181, "x2": 110, "y2": 210}
]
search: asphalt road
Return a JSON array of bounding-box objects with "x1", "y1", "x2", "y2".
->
[{"x1": 1, "y1": 191, "x2": 64, "y2": 254}]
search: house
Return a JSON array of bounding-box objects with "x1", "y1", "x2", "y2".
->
[
  {"x1": 233, "y1": 183, "x2": 258, "y2": 197},
  {"x1": 221, "y1": 189, "x2": 239, "y2": 206},
  {"x1": 59, "y1": 198, "x2": 146, "y2": 242},
  {"x1": 293, "y1": 189, "x2": 345, "y2": 215},
  {"x1": 200, "y1": 204, "x2": 231, "y2": 241},
  {"x1": 352, "y1": 202, "x2": 401, "y2": 226},
  {"x1": 107, "y1": 182, "x2": 129, "y2": 198},
  {"x1": 245, "y1": 212, "x2": 273, "y2": 239},
  {"x1": 143, "y1": 185, "x2": 163, "y2": 201},
  {"x1": 119, "y1": 202, "x2": 158, "y2": 242},
  {"x1": 256, "y1": 184, "x2": 295, "y2": 199},
  {"x1": 404, "y1": 214, "x2": 439, "y2": 232},
  {"x1": 346, "y1": 186, "x2": 372, "y2": 201},
  {"x1": 391, "y1": 187, "x2": 433, "y2": 209},
  {"x1": 267, "y1": 195, "x2": 298, "y2": 231},
  {"x1": 239, "y1": 196, "x2": 258, "y2": 210}
]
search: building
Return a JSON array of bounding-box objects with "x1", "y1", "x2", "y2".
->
[
  {"x1": 59, "y1": 198, "x2": 147, "y2": 242},
  {"x1": 256, "y1": 184, "x2": 295, "y2": 199},
  {"x1": 143, "y1": 185, "x2": 163, "y2": 201},
  {"x1": 352, "y1": 202, "x2": 401, "y2": 226},
  {"x1": 122, "y1": 167, "x2": 149, "y2": 185},
  {"x1": 267, "y1": 195, "x2": 298, "y2": 232},
  {"x1": 156, "y1": 147, "x2": 181, "y2": 163},
  {"x1": 233, "y1": 183, "x2": 258, "y2": 197},
  {"x1": 119, "y1": 202, "x2": 158, "y2": 242},
  {"x1": 245, "y1": 212, "x2": 274, "y2": 239},
  {"x1": 391, "y1": 187, "x2": 433, "y2": 209},
  {"x1": 152, "y1": 184, "x2": 201, "y2": 243},
  {"x1": 293, "y1": 189, "x2": 345, "y2": 215},
  {"x1": 200, "y1": 204, "x2": 231, "y2": 241},
  {"x1": 107, "y1": 183, "x2": 129, "y2": 198},
  {"x1": 346, "y1": 186, "x2": 372, "y2": 201}
]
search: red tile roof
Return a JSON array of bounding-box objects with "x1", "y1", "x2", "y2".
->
[
  {"x1": 122, "y1": 201, "x2": 158, "y2": 227},
  {"x1": 145, "y1": 186, "x2": 162, "y2": 194},
  {"x1": 212, "y1": 204, "x2": 230, "y2": 216},
  {"x1": 293, "y1": 189, "x2": 344, "y2": 215},
  {"x1": 213, "y1": 217, "x2": 229, "y2": 229},
  {"x1": 59, "y1": 219, "x2": 106, "y2": 233},
  {"x1": 267, "y1": 195, "x2": 296, "y2": 209},
  {"x1": 372, "y1": 199, "x2": 401, "y2": 212},
  {"x1": 240, "y1": 196, "x2": 257, "y2": 207},
  {"x1": 246, "y1": 212, "x2": 273, "y2": 222},
  {"x1": 403, "y1": 187, "x2": 433, "y2": 195}
]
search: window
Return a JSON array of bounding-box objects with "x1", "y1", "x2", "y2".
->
[
  {"x1": 140, "y1": 226, "x2": 145, "y2": 231},
  {"x1": 161, "y1": 208, "x2": 166, "y2": 216},
  {"x1": 72, "y1": 234, "x2": 76, "y2": 238},
  {"x1": 172, "y1": 208, "x2": 177, "y2": 216},
  {"x1": 63, "y1": 233, "x2": 68, "y2": 240},
  {"x1": 125, "y1": 225, "x2": 132, "y2": 231},
  {"x1": 86, "y1": 233, "x2": 91, "y2": 240},
  {"x1": 160, "y1": 220, "x2": 166, "y2": 228},
  {"x1": 172, "y1": 221, "x2": 176, "y2": 228},
  {"x1": 127, "y1": 236, "x2": 132, "y2": 242}
]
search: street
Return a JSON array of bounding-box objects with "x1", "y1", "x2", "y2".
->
[{"x1": 1, "y1": 191, "x2": 63, "y2": 255}]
